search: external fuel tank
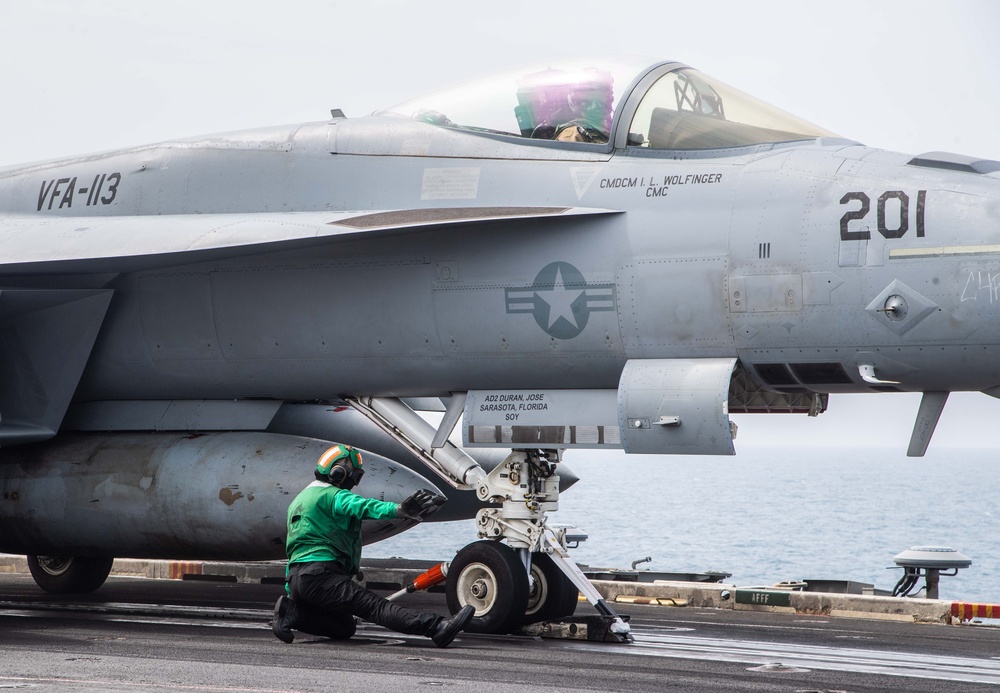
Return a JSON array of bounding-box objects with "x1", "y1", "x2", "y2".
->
[{"x1": 0, "y1": 431, "x2": 437, "y2": 559}]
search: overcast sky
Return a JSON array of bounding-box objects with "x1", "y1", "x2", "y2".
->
[{"x1": 1, "y1": 1, "x2": 999, "y2": 454}]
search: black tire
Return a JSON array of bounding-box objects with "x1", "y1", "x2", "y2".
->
[
  {"x1": 521, "y1": 552, "x2": 579, "y2": 625},
  {"x1": 446, "y1": 540, "x2": 529, "y2": 634},
  {"x1": 26, "y1": 555, "x2": 114, "y2": 594}
]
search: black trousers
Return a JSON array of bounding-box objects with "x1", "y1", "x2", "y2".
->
[{"x1": 287, "y1": 562, "x2": 439, "y2": 640}]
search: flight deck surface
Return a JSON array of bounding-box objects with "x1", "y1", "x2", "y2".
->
[{"x1": 2, "y1": 568, "x2": 1000, "y2": 692}]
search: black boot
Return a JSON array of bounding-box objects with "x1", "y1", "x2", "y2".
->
[
  {"x1": 430, "y1": 605, "x2": 475, "y2": 648},
  {"x1": 272, "y1": 595, "x2": 295, "y2": 643}
]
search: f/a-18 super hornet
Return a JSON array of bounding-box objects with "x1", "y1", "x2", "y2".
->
[{"x1": 0, "y1": 55, "x2": 997, "y2": 637}]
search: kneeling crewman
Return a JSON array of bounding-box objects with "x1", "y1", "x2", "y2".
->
[{"x1": 272, "y1": 444, "x2": 474, "y2": 647}]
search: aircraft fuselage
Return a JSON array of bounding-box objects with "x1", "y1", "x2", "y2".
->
[{"x1": 1, "y1": 117, "x2": 997, "y2": 403}]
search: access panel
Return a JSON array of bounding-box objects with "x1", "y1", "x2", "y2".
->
[{"x1": 618, "y1": 358, "x2": 737, "y2": 455}]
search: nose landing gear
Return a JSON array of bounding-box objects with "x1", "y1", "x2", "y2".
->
[
  {"x1": 347, "y1": 395, "x2": 631, "y2": 641},
  {"x1": 446, "y1": 448, "x2": 631, "y2": 639}
]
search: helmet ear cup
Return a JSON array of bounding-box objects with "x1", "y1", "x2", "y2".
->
[{"x1": 328, "y1": 459, "x2": 350, "y2": 487}]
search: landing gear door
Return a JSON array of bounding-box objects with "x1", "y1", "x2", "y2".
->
[{"x1": 618, "y1": 358, "x2": 737, "y2": 455}]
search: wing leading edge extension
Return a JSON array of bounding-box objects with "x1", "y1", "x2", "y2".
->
[{"x1": 0, "y1": 207, "x2": 622, "y2": 273}]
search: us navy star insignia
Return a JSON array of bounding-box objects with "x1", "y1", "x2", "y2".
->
[{"x1": 504, "y1": 261, "x2": 616, "y2": 339}]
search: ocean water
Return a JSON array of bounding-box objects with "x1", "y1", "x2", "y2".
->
[{"x1": 367, "y1": 446, "x2": 1000, "y2": 604}]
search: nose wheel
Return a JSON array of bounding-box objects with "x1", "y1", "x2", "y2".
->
[
  {"x1": 445, "y1": 541, "x2": 581, "y2": 634},
  {"x1": 346, "y1": 400, "x2": 629, "y2": 638},
  {"x1": 445, "y1": 540, "x2": 528, "y2": 634},
  {"x1": 523, "y1": 552, "x2": 578, "y2": 625}
]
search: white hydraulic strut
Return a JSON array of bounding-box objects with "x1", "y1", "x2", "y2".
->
[
  {"x1": 542, "y1": 528, "x2": 631, "y2": 637},
  {"x1": 346, "y1": 395, "x2": 485, "y2": 490}
]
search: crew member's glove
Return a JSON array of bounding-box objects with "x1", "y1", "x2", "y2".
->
[{"x1": 397, "y1": 489, "x2": 446, "y2": 520}]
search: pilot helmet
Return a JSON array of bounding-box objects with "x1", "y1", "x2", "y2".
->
[
  {"x1": 315, "y1": 444, "x2": 365, "y2": 490},
  {"x1": 515, "y1": 67, "x2": 614, "y2": 138},
  {"x1": 566, "y1": 70, "x2": 614, "y2": 133}
]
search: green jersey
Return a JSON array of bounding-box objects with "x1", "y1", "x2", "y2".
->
[{"x1": 285, "y1": 481, "x2": 400, "y2": 575}]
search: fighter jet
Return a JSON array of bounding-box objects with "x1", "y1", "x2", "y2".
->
[{"x1": 0, "y1": 55, "x2": 997, "y2": 635}]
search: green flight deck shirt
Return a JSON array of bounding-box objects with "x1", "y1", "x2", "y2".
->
[{"x1": 285, "y1": 481, "x2": 400, "y2": 575}]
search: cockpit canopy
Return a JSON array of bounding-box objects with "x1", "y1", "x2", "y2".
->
[{"x1": 379, "y1": 56, "x2": 836, "y2": 150}]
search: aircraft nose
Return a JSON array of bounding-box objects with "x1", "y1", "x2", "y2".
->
[{"x1": 896, "y1": 153, "x2": 1000, "y2": 250}]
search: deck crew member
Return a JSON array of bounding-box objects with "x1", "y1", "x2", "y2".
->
[{"x1": 272, "y1": 444, "x2": 474, "y2": 647}]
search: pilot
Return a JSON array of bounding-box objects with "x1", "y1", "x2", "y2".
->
[
  {"x1": 271, "y1": 444, "x2": 475, "y2": 647},
  {"x1": 516, "y1": 67, "x2": 613, "y2": 143},
  {"x1": 559, "y1": 79, "x2": 613, "y2": 140}
]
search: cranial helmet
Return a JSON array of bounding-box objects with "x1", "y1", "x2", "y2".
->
[{"x1": 315, "y1": 444, "x2": 364, "y2": 490}]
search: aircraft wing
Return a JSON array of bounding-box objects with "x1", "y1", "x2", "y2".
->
[{"x1": 0, "y1": 206, "x2": 622, "y2": 272}]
